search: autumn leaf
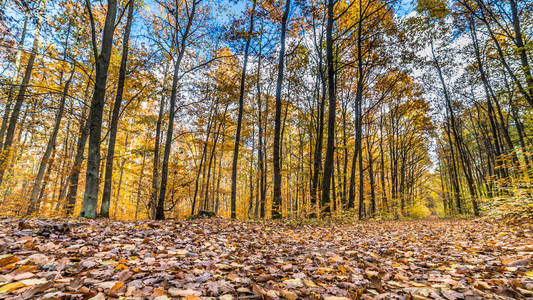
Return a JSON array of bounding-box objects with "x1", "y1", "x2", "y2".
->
[{"x1": 0, "y1": 281, "x2": 25, "y2": 293}]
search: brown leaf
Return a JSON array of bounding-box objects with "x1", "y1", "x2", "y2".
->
[
  {"x1": 280, "y1": 289, "x2": 298, "y2": 300},
  {"x1": 21, "y1": 281, "x2": 54, "y2": 298},
  {"x1": 0, "y1": 255, "x2": 20, "y2": 268}
]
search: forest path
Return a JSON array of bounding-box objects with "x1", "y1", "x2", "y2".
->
[{"x1": 0, "y1": 218, "x2": 531, "y2": 299}]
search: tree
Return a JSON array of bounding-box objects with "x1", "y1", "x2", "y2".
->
[
  {"x1": 272, "y1": 0, "x2": 291, "y2": 219},
  {"x1": 230, "y1": 0, "x2": 256, "y2": 219},
  {"x1": 156, "y1": 0, "x2": 200, "y2": 220},
  {"x1": 320, "y1": 0, "x2": 336, "y2": 216},
  {"x1": 80, "y1": 0, "x2": 118, "y2": 219},
  {"x1": 0, "y1": 0, "x2": 48, "y2": 187},
  {"x1": 100, "y1": 0, "x2": 135, "y2": 218}
]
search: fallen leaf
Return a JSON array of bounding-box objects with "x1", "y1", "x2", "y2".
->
[
  {"x1": 88, "y1": 292, "x2": 106, "y2": 300},
  {"x1": 283, "y1": 278, "x2": 303, "y2": 288},
  {"x1": 280, "y1": 289, "x2": 298, "y2": 300},
  {"x1": 0, "y1": 281, "x2": 25, "y2": 293},
  {"x1": 0, "y1": 255, "x2": 20, "y2": 268},
  {"x1": 168, "y1": 288, "x2": 201, "y2": 297}
]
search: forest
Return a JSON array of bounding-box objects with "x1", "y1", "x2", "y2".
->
[{"x1": 0, "y1": 0, "x2": 532, "y2": 299}]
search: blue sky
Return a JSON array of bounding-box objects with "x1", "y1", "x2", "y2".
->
[{"x1": 141, "y1": 0, "x2": 415, "y2": 24}]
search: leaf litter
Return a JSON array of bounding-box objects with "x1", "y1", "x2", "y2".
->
[{"x1": 0, "y1": 218, "x2": 531, "y2": 299}]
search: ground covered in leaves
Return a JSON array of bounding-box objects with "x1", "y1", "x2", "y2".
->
[{"x1": 0, "y1": 218, "x2": 532, "y2": 300}]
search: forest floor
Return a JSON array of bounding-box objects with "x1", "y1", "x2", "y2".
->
[{"x1": 0, "y1": 218, "x2": 532, "y2": 300}]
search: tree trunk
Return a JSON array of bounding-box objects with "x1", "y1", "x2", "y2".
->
[
  {"x1": 367, "y1": 137, "x2": 376, "y2": 217},
  {"x1": 215, "y1": 132, "x2": 225, "y2": 215},
  {"x1": 311, "y1": 62, "x2": 326, "y2": 215},
  {"x1": 150, "y1": 65, "x2": 169, "y2": 219},
  {"x1": 255, "y1": 20, "x2": 266, "y2": 218},
  {"x1": 192, "y1": 106, "x2": 216, "y2": 214},
  {"x1": 230, "y1": 0, "x2": 256, "y2": 219},
  {"x1": 135, "y1": 151, "x2": 146, "y2": 220},
  {"x1": 80, "y1": 0, "x2": 118, "y2": 218},
  {"x1": 113, "y1": 132, "x2": 129, "y2": 219},
  {"x1": 156, "y1": 0, "x2": 198, "y2": 220},
  {"x1": 27, "y1": 68, "x2": 74, "y2": 214},
  {"x1": 101, "y1": 0, "x2": 135, "y2": 217},
  {"x1": 320, "y1": 0, "x2": 336, "y2": 215},
  {"x1": 203, "y1": 103, "x2": 228, "y2": 212},
  {"x1": 348, "y1": 13, "x2": 365, "y2": 211},
  {"x1": 509, "y1": 0, "x2": 533, "y2": 105},
  {"x1": 272, "y1": 0, "x2": 290, "y2": 219},
  {"x1": 248, "y1": 125, "x2": 255, "y2": 218}
]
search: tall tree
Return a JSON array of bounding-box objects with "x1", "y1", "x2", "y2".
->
[
  {"x1": 156, "y1": 0, "x2": 199, "y2": 220},
  {"x1": 80, "y1": 0, "x2": 118, "y2": 218},
  {"x1": 27, "y1": 67, "x2": 74, "y2": 215},
  {"x1": 230, "y1": 0, "x2": 256, "y2": 219},
  {"x1": 272, "y1": 0, "x2": 291, "y2": 219},
  {"x1": 100, "y1": 0, "x2": 135, "y2": 218},
  {"x1": 320, "y1": 0, "x2": 336, "y2": 215}
]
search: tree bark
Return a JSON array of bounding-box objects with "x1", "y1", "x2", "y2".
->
[
  {"x1": 320, "y1": 0, "x2": 336, "y2": 215},
  {"x1": 101, "y1": 0, "x2": 135, "y2": 217},
  {"x1": 192, "y1": 105, "x2": 216, "y2": 214},
  {"x1": 150, "y1": 65, "x2": 169, "y2": 219},
  {"x1": 27, "y1": 68, "x2": 74, "y2": 214},
  {"x1": 255, "y1": 20, "x2": 266, "y2": 218},
  {"x1": 156, "y1": 0, "x2": 198, "y2": 220},
  {"x1": 272, "y1": 0, "x2": 291, "y2": 219},
  {"x1": 230, "y1": 0, "x2": 256, "y2": 219},
  {"x1": 509, "y1": 0, "x2": 533, "y2": 105},
  {"x1": 112, "y1": 132, "x2": 128, "y2": 219},
  {"x1": 135, "y1": 151, "x2": 146, "y2": 220},
  {"x1": 80, "y1": 0, "x2": 118, "y2": 218}
]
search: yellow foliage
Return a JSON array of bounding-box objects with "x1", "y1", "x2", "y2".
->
[{"x1": 409, "y1": 202, "x2": 432, "y2": 219}]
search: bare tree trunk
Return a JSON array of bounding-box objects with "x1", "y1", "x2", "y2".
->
[
  {"x1": 215, "y1": 132, "x2": 225, "y2": 215},
  {"x1": 37, "y1": 146, "x2": 55, "y2": 212},
  {"x1": 203, "y1": 113, "x2": 225, "y2": 212},
  {"x1": 348, "y1": 12, "x2": 365, "y2": 211},
  {"x1": 466, "y1": 3, "x2": 533, "y2": 108},
  {"x1": 255, "y1": 20, "x2": 266, "y2": 218},
  {"x1": 367, "y1": 136, "x2": 376, "y2": 217},
  {"x1": 320, "y1": 0, "x2": 336, "y2": 215},
  {"x1": 431, "y1": 39, "x2": 466, "y2": 214},
  {"x1": 80, "y1": 0, "x2": 118, "y2": 218},
  {"x1": 379, "y1": 113, "x2": 387, "y2": 212},
  {"x1": 55, "y1": 124, "x2": 73, "y2": 211},
  {"x1": 27, "y1": 68, "x2": 74, "y2": 214},
  {"x1": 203, "y1": 103, "x2": 228, "y2": 212},
  {"x1": 509, "y1": 0, "x2": 533, "y2": 105},
  {"x1": 192, "y1": 106, "x2": 216, "y2": 214},
  {"x1": 248, "y1": 126, "x2": 255, "y2": 218},
  {"x1": 272, "y1": 0, "x2": 291, "y2": 219},
  {"x1": 101, "y1": 0, "x2": 135, "y2": 217},
  {"x1": 341, "y1": 109, "x2": 348, "y2": 207},
  {"x1": 65, "y1": 103, "x2": 90, "y2": 216},
  {"x1": 230, "y1": 0, "x2": 256, "y2": 219},
  {"x1": 113, "y1": 132, "x2": 129, "y2": 219},
  {"x1": 150, "y1": 65, "x2": 169, "y2": 219},
  {"x1": 156, "y1": 0, "x2": 198, "y2": 220},
  {"x1": 135, "y1": 151, "x2": 146, "y2": 220},
  {"x1": 311, "y1": 63, "x2": 326, "y2": 216}
]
